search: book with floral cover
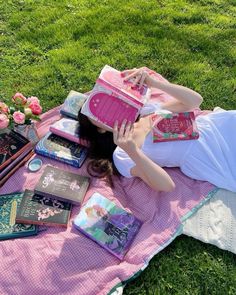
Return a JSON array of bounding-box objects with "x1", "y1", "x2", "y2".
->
[
  {"x1": 151, "y1": 111, "x2": 199, "y2": 142},
  {"x1": 81, "y1": 65, "x2": 151, "y2": 130},
  {"x1": 73, "y1": 192, "x2": 142, "y2": 260},
  {"x1": 49, "y1": 118, "x2": 89, "y2": 147},
  {"x1": 35, "y1": 132, "x2": 88, "y2": 168},
  {"x1": 15, "y1": 190, "x2": 72, "y2": 227},
  {"x1": 34, "y1": 165, "x2": 90, "y2": 205},
  {"x1": 0, "y1": 192, "x2": 38, "y2": 240},
  {"x1": 60, "y1": 90, "x2": 88, "y2": 119}
]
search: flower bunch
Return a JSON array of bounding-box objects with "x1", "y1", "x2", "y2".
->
[{"x1": 0, "y1": 93, "x2": 42, "y2": 129}]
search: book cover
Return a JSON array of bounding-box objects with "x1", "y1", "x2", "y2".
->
[
  {"x1": 81, "y1": 65, "x2": 150, "y2": 130},
  {"x1": 35, "y1": 132, "x2": 88, "y2": 168},
  {"x1": 0, "y1": 145, "x2": 33, "y2": 180},
  {"x1": 0, "y1": 128, "x2": 31, "y2": 171},
  {"x1": 60, "y1": 90, "x2": 88, "y2": 119},
  {"x1": 34, "y1": 165, "x2": 90, "y2": 205},
  {"x1": 151, "y1": 111, "x2": 199, "y2": 142},
  {"x1": 16, "y1": 190, "x2": 72, "y2": 227},
  {"x1": 73, "y1": 192, "x2": 142, "y2": 260},
  {"x1": 49, "y1": 118, "x2": 89, "y2": 147},
  {"x1": 0, "y1": 192, "x2": 38, "y2": 240}
]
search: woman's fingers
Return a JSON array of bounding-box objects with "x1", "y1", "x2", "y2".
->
[
  {"x1": 124, "y1": 121, "x2": 133, "y2": 138},
  {"x1": 113, "y1": 120, "x2": 133, "y2": 145},
  {"x1": 138, "y1": 71, "x2": 147, "y2": 88},
  {"x1": 121, "y1": 68, "x2": 137, "y2": 78},
  {"x1": 113, "y1": 120, "x2": 119, "y2": 143}
]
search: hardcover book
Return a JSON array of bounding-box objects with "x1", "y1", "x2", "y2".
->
[
  {"x1": 0, "y1": 145, "x2": 33, "y2": 180},
  {"x1": 0, "y1": 192, "x2": 38, "y2": 240},
  {"x1": 16, "y1": 190, "x2": 72, "y2": 227},
  {"x1": 60, "y1": 90, "x2": 88, "y2": 119},
  {"x1": 34, "y1": 165, "x2": 90, "y2": 205},
  {"x1": 0, "y1": 128, "x2": 31, "y2": 171},
  {"x1": 73, "y1": 192, "x2": 142, "y2": 260},
  {"x1": 49, "y1": 118, "x2": 89, "y2": 147},
  {"x1": 81, "y1": 65, "x2": 151, "y2": 130},
  {"x1": 151, "y1": 111, "x2": 199, "y2": 142},
  {"x1": 35, "y1": 132, "x2": 88, "y2": 168}
]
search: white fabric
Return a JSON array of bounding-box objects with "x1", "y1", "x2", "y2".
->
[
  {"x1": 113, "y1": 108, "x2": 236, "y2": 192},
  {"x1": 183, "y1": 188, "x2": 236, "y2": 254}
]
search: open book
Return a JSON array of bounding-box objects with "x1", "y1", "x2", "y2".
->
[{"x1": 81, "y1": 65, "x2": 151, "y2": 130}]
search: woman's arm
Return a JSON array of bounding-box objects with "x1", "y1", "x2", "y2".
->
[
  {"x1": 122, "y1": 68, "x2": 203, "y2": 112},
  {"x1": 113, "y1": 120, "x2": 175, "y2": 192}
]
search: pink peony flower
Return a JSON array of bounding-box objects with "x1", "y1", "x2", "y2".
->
[
  {"x1": 0, "y1": 113, "x2": 9, "y2": 129},
  {"x1": 28, "y1": 101, "x2": 42, "y2": 115},
  {"x1": 12, "y1": 92, "x2": 27, "y2": 105},
  {"x1": 24, "y1": 107, "x2": 32, "y2": 116},
  {"x1": 13, "y1": 111, "x2": 25, "y2": 124},
  {"x1": 27, "y1": 96, "x2": 40, "y2": 104},
  {"x1": 0, "y1": 102, "x2": 9, "y2": 113}
]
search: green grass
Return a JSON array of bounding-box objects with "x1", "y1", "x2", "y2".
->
[{"x1": 1, "y1": 0, "x2": 236, "y2": 294}]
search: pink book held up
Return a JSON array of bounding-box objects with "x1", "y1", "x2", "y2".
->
[
  {"x1": 49, "y1": 118, "x2": 89, "y2": 147},
  {"x1": 151, "y1": 111, "x2": 199, "y2": 142},
  {"x1": 81, "y1": 65, "x2": 151, "y2": 130}
]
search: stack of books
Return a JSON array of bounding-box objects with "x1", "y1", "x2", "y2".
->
[
  {"x1": 15, "y1": 165, "x2": 90, "y2": 228},
  {"x1": 0, "y1": 165, "x2": 90, "y2": 240},
  {"x1": 0, "y1": 129, "x2": 34, "y2": 188},
  {"x1": 35, "y1": 91, "x2": 89, "y2": 168}
]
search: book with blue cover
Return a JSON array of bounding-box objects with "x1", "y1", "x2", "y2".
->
[
  {"x1": 0, "y1": 192, "x2": 38, "y2": 240},
  {"x1": 35, "y1": 132, "x2": 88, "y2": 168},
  {"x1": 73, "y1": 192, "x2": 142, "y2": 260},
  {"x1": 60, "y1": 90, "x2": 88, "y2": 119}
]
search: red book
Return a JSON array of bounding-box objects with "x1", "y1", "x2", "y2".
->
[{"x1": 151, "y1": 111, "x2": 199, "y2": 142}]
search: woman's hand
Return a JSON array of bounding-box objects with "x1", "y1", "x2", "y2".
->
[
  {"x1": 113, "y1": 120, "x2": 137, "y2": 155},
  {"x1": 121, "y1": 67, "x2": 155, "y2": 89}
]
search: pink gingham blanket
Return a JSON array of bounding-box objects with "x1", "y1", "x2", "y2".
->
[{"x1": 0, "y1": 91, "x2": 216, "y2": 295}]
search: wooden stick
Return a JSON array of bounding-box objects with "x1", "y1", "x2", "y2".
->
[{"x1": 0, "y1": 150, "x2": 35, "y2": 188}]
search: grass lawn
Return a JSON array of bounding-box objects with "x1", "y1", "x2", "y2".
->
[{"x1": 1, "y1": 0, "x2": 236, "y2": 294}]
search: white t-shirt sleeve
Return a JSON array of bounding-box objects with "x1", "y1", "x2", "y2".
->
[{"x1": 113, "y1": 147, "x2": 135, "y2": 178}]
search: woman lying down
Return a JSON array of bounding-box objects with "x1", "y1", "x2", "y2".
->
[{"x1": 78, "y1": 67, "x2": 236, "y2": 193}]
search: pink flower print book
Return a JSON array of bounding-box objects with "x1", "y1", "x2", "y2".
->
[{"x1": 151, "y1": 111, "x2": 200, "y2": 142}]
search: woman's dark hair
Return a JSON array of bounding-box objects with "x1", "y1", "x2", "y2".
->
[{"x1": 78, "y1": 109, "x2": 120, "y2": 186}]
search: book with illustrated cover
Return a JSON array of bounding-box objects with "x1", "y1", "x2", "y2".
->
[
  {"x1": 49, "y1": 118, "x2": 89, "y2": 147},
  {"x1": 34, "y1": 165, "x2": 90, "y2": 205},
  {"x1": 81, "y1": 65, "x2": 151, "y2": 130},
  {"x1": 73, "y1": 192, "x2": 142, "y2": 260},
  {"x1": 0, "y1": 128, "x2": 31, "y2": 171},
  {"x1": 0, "y1": 192, "x2": 38, "y2": 240},
  {"x1": 15, "y1": 190, "x2": 72, "y2": 227},
  {"x1": 35, "y1": 132, "x2": 88, "y2": 168},
  {"x1": 151, "y1": 111, "x2": 199, "y2": 142},
  {"x1": 60, "y1": 90, "x2": 88, "y2": 119}
]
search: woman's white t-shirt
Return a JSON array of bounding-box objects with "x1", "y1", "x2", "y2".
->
[{"x1": 113, "y1": 105, "x2": 236, "y2": 192}]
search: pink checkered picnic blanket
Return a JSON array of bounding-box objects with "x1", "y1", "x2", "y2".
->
[{"x1": 0, "y1": 92, "x2": 216, "y2": 295}]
